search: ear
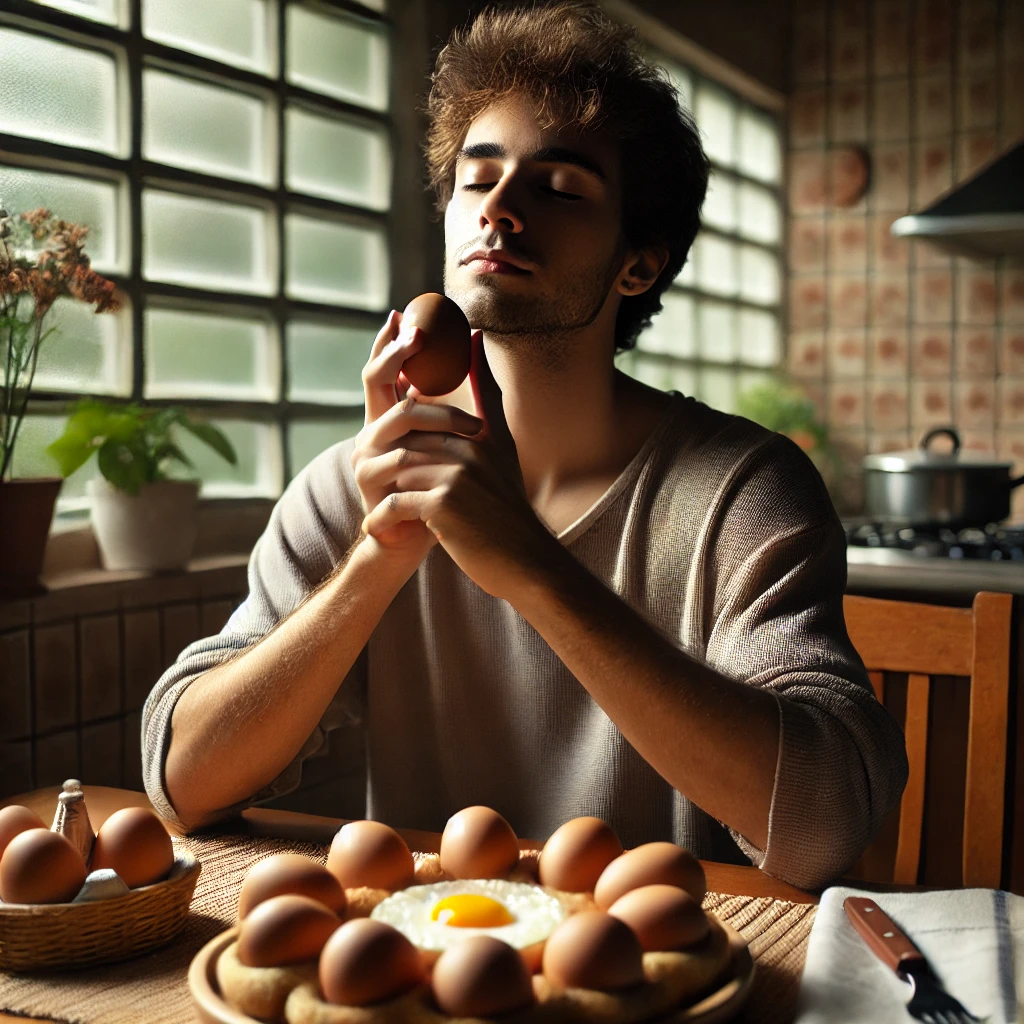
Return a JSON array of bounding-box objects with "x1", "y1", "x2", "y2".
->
[{"x1": 616, "y1": 245, "x2": 670, "y2": 298}]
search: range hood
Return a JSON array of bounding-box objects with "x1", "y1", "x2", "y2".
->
[{"x1": 890, "y1": 142, "x2": 1024, "y2": 259}]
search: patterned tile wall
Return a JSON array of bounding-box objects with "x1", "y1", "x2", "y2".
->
[
  {"x1": 787, "y1": 0, "x2": 1024, "y2": 515},
  {"x1": 0, "y1": 567, "x2": 365, "y2": 820}
]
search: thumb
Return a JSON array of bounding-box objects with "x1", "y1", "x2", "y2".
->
[{"x1": 468, "y1": 330, "x2": 512, "y2": 447}]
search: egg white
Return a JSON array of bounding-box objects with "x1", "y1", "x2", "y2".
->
[{"x1": 369, "y1": 879, "x2": 567, "y2": 954}]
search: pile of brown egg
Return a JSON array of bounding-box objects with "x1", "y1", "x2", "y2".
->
[
  {"x1": 218, "y1": 806, "x2": 733, "y2": 1024},
  {"x1": 0, "y1": 804, "x2": 174, "y2": 905}
]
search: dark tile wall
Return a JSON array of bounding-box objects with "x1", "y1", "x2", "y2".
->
[
  {"x1": 0, "y1": 565, "x2": 365, "y2": 821},
  {"x1": 787, "y1": 0, "x2": 1024, "y2": 515}
]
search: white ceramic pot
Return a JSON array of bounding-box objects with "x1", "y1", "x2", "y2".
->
[{"x1": 87, "y1": 478, "x2": 200, "y2": 571}]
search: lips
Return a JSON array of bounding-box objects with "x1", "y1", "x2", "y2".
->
[{"x1": 463, "y1": 249, "x2": 532, "y2": 272}]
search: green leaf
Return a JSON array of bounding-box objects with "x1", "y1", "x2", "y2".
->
[
  {"x1": 97, "y1": 437, "x2": 148, "y2": 495},
  {"x1": 177, "y1": 417, "x2": 237, "y2": 466},
  {"x1": 45, "y1": 404, "x2": 109, "y2": 477},
  {"x1": 152, "y1": 441, "x2": 194, "y2": 471},
  {"x1": 45, "y1": 432, "x2": 96, "y2": 478},
  {"x1": 143, "y1": 407, "x2": 181, "y2": 446}
]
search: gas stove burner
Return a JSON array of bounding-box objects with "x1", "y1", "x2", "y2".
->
[{"x1": 843, "y1": 520, "x2": 1024, "y2": 561}]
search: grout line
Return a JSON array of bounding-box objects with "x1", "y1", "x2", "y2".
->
[
  {"x1": 907, "y1": 0, "x2": 918, "y2": 431},
  {"x1": 118, "y1": 602, "x2": 128, "y2": 788},
  {"x1": 74, "y1": 612, "x2": 83, "y2": 781},
  {"x1": 865, "y1": 0, "x2": 877, "y2": 437}
]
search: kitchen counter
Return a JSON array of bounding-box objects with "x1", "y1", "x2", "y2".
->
[{"x1": 847, "y1": 546, "x2": 1024, "y2": 595}]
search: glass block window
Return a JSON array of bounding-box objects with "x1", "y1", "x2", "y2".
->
[
  {"x1": 620, "y1": 49, "x2": 784, "y2": 416},
  {"x1": 3, "y1": 1, "x2": 393, "y2": 506},
  {"x1": 0, "y1": 27, "x2": 122, "y2": 156}
]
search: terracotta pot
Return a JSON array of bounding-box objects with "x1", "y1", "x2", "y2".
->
[
  {"x1": 87, "y1": 478, "x2": 200, "y2": 571},
  {"x1": 0, "y1": 478, "x2": 62, "y2": 598}
]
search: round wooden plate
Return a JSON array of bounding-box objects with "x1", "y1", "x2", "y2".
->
[{"x1": 189, "y1": 923, "x2": 754, "y2": 1024}]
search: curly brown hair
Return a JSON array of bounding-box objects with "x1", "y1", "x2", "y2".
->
[{"x1": 423, "y1": 0, "x2": 709, "y2": 353}]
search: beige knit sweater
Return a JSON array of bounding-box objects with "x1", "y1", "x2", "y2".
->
[{"x1": 142, "y1": 392, "x2": 908, "y2": 890}]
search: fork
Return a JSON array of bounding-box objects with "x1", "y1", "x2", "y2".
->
[{"x1": 843, "y1": 896, "x2": 984, "y2": 1024}]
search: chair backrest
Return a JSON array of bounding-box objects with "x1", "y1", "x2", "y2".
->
[{"x1": 843, "y1": 591, "x2": 1013, "y2": 889}]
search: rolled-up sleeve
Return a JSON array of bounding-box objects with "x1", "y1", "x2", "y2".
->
[
  {"x1": 141, "y1": 439, "x2": 365, "y2": 826},
  {"x1": 704, "y1": 503, "x2": 908, "y2": 891}
]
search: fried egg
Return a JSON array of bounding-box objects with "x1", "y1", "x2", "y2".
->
[{"x1": 369, "y1": 879, "x2": 567, "y2": 956}]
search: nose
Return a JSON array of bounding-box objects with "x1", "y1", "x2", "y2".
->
[{"x1": 477, "y1": 177, "x2": 525, "y2": 234}]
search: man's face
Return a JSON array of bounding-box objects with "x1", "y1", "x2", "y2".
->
[{"x1": 443, "y1": 93, "x2": 628, "y2": 351}]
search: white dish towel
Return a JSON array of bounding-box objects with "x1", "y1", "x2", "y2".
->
[{"x1": 795, "y1": 885, "x2": 1024, "y2": 1024}]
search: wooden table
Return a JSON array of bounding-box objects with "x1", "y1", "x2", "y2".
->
[{"x1": 0, "y1": 785, "x2": 819, "y2": 1023}]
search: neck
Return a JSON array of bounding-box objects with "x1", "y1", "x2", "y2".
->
[{"x1": 484, "y1": 335, "x2": 624, "y2": 505}]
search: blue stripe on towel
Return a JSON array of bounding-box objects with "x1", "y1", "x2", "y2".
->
[{"x1": 993, "y1": 889, "x2": 1016, "y2": 1024}]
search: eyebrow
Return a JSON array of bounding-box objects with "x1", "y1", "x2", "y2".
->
[{"x1": 456, "y1": 142, "x2": 608, "y2": 182}]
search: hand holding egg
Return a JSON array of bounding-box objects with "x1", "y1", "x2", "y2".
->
[
  {"x1": 359, "y1": 303, "x2": 555, "y2": 602},
  {"x1": 398, "y1": 293, "x2": 472, "y2": 397},
  {"x1": 351, "y1": 297, "x2": 482, "y2": 559}
]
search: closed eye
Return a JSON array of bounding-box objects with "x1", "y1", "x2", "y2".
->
[{"x1": 461, "y1": 183, "x2": 582, "y2": 201}]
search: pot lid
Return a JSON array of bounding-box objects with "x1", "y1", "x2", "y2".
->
[{"x1": 862, "y1": 426, "x2": 1015, "y2": 471}]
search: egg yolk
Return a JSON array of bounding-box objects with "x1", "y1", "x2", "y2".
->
[{"x1": 430, "y1": 894, "x2": 516, "y2": 928}]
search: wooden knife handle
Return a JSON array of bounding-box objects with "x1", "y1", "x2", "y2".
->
[{"x1": 843, "y1": 896, "x2": 927, "y2": 974}]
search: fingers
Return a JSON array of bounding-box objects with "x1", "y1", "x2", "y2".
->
[
  {"x1": 353, "y1": 437, "x2": 468, "y2": 501},
  {"x1": 362, "y1": 488, "x2": 439, "y2": 540},
  {"x1": 362, "y1": 313, "x2": 423, "y2": 424},
  {"x1": 365, "y1": 395, "x2": 483, "y2": 454}
]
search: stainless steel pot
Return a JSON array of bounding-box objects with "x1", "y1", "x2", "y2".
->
[{"x1": 862, "y1": 426, "x2": 1024, "y2": 528}]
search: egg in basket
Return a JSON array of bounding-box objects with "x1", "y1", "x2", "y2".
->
[
  {"x1": 0, "y1": 780, "x2": 200, "y2": 970},
  {"x1": 197, "y1": 805, "x2": 752, "y2": 1024}
]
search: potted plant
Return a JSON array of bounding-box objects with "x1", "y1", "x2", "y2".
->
[
  {"x1": 47, "y1": 401, "x2": 237, "y2": 571},
  {"x1": 736, "y1": 377, "x2": 842, "y2": 494},
  {"x1": 0, "y1": 207, "x2": 119, "y2": 596}
]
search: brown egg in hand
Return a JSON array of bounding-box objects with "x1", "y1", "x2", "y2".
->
[
  {"x1": 607, "y1": 884, "x2": 710, "y2": 952},
  {"x1": 431, "y1": 935, "x2": 535, "y2": 1017},
  {"x1": 0, "y1": 805, "x2": 46, "y2": 863},
  {"x1": 319, "y1": 918, "x2": 425, "y2": 1007},
  {"x1": 0, "y1": 828, "x2": 87, "y2": 904},
  {"x1": 542, "y1": 910, "x2": 645, "y2": 992},
  {"x1": 90, "y1": 807, "x2": 174, "y2": 889},
  {"x1": 237, "y1": 894, "x2": 342, "y2": 968},
  {"x1": 539, "y1": 816, "x2": 623, "y2": 892},
  {"x1": 439, "y1": 805, "x2": 520, "y2": 880},
  {"x1": 326, "y1": 820, "x2": 414, "y2": 890},
  {"x1": 238, "y1": 853, "x2": 347, "y2": 919},
  {"x1": 593, "y1": 841, "x2": 706, "y2": 910},
  {"x1": 399, "y1": 292, "x2": 472, "y2": 396}
]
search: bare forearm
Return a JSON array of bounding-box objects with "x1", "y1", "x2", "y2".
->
[
  {"x1": 164, "y1": 537, "x2": 414, "y2": 828},
  {"x1": 510, "y1": 546, "x2": 779, "y2": 850}
]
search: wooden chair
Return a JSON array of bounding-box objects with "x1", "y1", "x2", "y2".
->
[{"x1": 843, "y1": 591, "x2": 1013, "y2": 889}]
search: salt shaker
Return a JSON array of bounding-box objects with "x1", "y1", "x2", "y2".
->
[{"x1": 51, "y1": 779, "x2": 95, "y2": 866}]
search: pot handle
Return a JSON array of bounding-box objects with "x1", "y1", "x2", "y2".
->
[
  {"x1": 920, "y1": 425, "x2": 961, "y2": 455},
  {"x1": 1012, "y1": 475, "x2": 1024, "y2": 490}
]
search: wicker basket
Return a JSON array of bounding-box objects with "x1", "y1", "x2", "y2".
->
[{"x1": 0, "y1": 852, "x2": 200, "y2": 971}]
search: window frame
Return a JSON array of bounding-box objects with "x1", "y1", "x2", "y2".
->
[
  {"x1": 605, "y1": 0, "x2": 788, "y2": 414},
  {"x1": 2, "y1": 0, "x2": 396, "y2": 504}
]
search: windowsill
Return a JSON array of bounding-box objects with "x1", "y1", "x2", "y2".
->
[
  {"x1": 41, "y1": 498, "x2": 274, "y2": 580},
  {"x1": 0, "y1": 499, "x2": 273, "y2": 628},
  {"x1": 43, "y1": 551, "x2": 251, "y2": 593}
]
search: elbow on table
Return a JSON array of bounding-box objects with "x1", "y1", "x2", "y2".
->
[
  {"x1": 762, "y1": 748, "x2": 909, "y2": 892},
  {"x1": 156, "y1": 748, "x2": 235, "y2": 835}
]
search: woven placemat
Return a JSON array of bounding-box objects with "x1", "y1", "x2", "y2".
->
[{"x1": 0, "y1": 834, "x2": 817, "y2": 1024}]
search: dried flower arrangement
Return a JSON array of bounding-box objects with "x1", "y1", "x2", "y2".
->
[{"x1": 0, "y1": 206, "x2": 119, "y2": 481}]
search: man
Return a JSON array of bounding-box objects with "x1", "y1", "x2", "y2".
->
[{"x1": 143, "y1": 0, "x2": 907, "y2": 890}]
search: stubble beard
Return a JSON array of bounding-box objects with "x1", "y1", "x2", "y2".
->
[{"x1": 443, "y1": 242, "x2": 624, "y2": 372}]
